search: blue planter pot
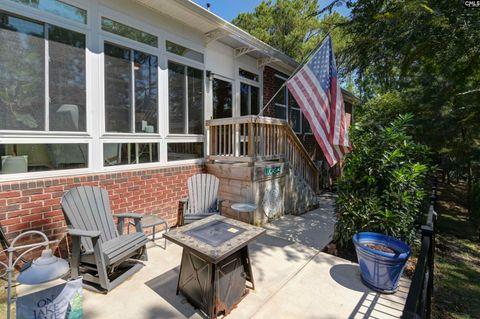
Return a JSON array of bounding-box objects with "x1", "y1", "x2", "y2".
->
[{"x1": 353, "y1": 232, "x2": 411, "y2": 293}]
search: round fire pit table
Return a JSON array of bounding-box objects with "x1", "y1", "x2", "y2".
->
[{"x1": 231, "y1": 203, "x2": 257, "y2": 224}]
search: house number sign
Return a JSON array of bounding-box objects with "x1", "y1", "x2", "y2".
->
[{"x1": 264, "y1": 166, "x2": 282, "y2": 177}]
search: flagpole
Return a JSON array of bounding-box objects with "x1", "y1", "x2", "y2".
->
[{"x1": 257, "y1": 28, "x2": 336, "y2": 116}]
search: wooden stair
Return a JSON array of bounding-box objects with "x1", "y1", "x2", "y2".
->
[{"x1": 206, "y1": 115, "x2": 320, "y2": 193}]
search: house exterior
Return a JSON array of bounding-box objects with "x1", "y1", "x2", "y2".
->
[{"x1": 0, "y1": 0, "x2": 354, "y2": 242}]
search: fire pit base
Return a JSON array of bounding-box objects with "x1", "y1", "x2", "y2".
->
[{"x1": 177, "y1": 246, "x2": 253, "y2": 318}]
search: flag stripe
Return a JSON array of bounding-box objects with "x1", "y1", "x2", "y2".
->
[
  {"x1": 293, "y1": 75, "x2": 330, "y2": 133},
  {"x1": 298, "y1": 69, "x2": 330, "y2": 131},
  {"x1": 286, "y1": 35, "x2": 351, "y2": 167},
  {"x1": 287, "y1": 81, "x2": 337, "y2": 165}
]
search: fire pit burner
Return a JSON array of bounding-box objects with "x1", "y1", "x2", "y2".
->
[{"x1": 184, "y1": 220, "x2": 246, "y2": 247}]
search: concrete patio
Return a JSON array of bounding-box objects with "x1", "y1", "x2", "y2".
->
[{"x1": 19, "y1": 195, "x2": 410, "y2": 319}]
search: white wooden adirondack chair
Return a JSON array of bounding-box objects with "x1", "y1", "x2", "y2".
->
[{"x1": 180, "y1": 173, "x2": 223, "y2": 225}]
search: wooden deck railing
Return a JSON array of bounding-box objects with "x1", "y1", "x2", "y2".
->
[{"x1": 206, "y1": 115, "x2": 319, "y2": 192}]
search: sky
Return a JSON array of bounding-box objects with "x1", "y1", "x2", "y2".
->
[{"x1": 192, "y1": 0, "x2": 351, "y2": 22}]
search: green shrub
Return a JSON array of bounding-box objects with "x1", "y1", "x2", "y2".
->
[{"x1": 335, "y1": 113, "x2": 431, "y2": 247}]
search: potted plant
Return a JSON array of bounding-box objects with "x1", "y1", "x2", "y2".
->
[{"x1": 353, "y1": 232, "x2": 411, "y2": 293}]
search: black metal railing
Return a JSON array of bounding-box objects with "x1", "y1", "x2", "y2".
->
[{"x1": 402, "y1": 186, "x2": 438, "y2": 319}]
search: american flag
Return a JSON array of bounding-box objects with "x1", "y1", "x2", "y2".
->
[{"x1": 287, "y1": 36, "x2": 351, "y2": 167}]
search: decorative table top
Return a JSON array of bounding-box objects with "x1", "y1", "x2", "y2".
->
[{"x1": 164, "y1": 214, "x2": 265, "y2": 263}]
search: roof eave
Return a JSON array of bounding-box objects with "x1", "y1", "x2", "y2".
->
[{"x1": 172, "y1": 0, "x2": 299, "y2": 71}]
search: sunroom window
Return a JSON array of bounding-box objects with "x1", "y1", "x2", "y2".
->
[
  {"x1": 167, "y1": 142, "x2": 204, "y2": 161},
  {"x1": 166, "y1": 40, "x2": 204, "y2": 63},
  {"x1": 212, "y1": 78, "x2": 232, "y2": 119},
  {"x1": 239, "y1": 69, "x2": 259, "y2": 82},
  {"x1": 0, "y1": 13, "x2": 86, "y2": 132},
  {"x1": 104, "y1": 42, "x2": 158, "y2": 133},
  {"x1": 240, "y1": 83, "x2": 259, "y2": 116},
  {"x1": 0, "y1": 144, "x2": 88, "y2": 174},
  {"x1": 10, "y1": 0, "x2": 87, "y2": 24},
  {"x1": 103, "y1": 143, "x2": 159, "y2": 166},
  {"x1": 101, "y1": 17, "x2": 157, "y2": 47},
  {"x1": 168, "y1": 61, "x2": 204, "y2": 134}
]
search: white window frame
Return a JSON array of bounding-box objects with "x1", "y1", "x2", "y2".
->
[
  {"x1": 273, "y1": 74, "x2": 288, "y2": 121},
  {"x1": 165, "y1": 56, "x2": 206, "y2": 137},
  {"x1": 211, "y1": 75, "x2": 234, "y2": 119},
  {"x1": 239, "y1": 82, "x2": 261, "y2": 116},
  {"x1": 0, "y1": 2, "x2": 93, "y2": 182},
  {"x1": 0, "y1": 4, "x2": 91, "y2": 137},
  {"x1": 0, "y1": 1, "x2": 215, "y2": 181},
  {"x1": 273, "y1": 73, "x2": 309, "y2": 135},
  {"x1": 99, "y1": 36, "x2": 161, "y2": 137}
]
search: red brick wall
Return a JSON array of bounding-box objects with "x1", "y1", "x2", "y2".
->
[
  {"x1": 0, "y1": 164, "x2": 204, "y2": 246},
  {"x1": 262, "y1": 66, "x2": 281, "y2": 118}
]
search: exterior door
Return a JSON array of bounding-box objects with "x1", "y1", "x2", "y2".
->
[{"x1": 212, "y1": 77, "x2": 233, "y2": 119}]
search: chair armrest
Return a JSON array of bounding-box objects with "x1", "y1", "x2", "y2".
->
[
  {"x1": 117, "y1": 213, "x2": 143, "y2": 235},
  {"x1": 117, "y1": 212, "x2": 143, "y2": 220},
  {"x1": 68, "y1": 229, "x2": 101, "y2": 238}
]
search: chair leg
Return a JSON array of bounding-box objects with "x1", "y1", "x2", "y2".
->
[
  {"x1": 92, "y1": 237, "x2": 111, "y2": 292},
  {"x1": 70, "y1": 236, "x2": 81, "y2": 279}
]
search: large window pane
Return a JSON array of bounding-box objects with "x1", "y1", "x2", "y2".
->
[
  {"x1": 101, "y1": 17, "x2": 157, "y2": 47},
  {"x1": 239, "y1": 68, "x2": 259, "y2": 82},
  {"x1": 212, "y1": 78, "x2": 232, "y2": 119},
  {"x1": 0, "y1": 14, "x2": 45, "y2": 131},
  {"x1": 104, "y1": 43, "x2": 132, "y2": 132},
  {"x1": 168, "y1": 61, "x2": 186, "y2": 134},
  {"x1": 240, "y1": 83, "x2": 249, "y2": 116},
  {"x1": 302, "y1": 112, "x2": 312, "y2": 134},
  {"x1": 274, "y1": 76, "x2": 286, "y2": 105},
  {"x1": 187, "y1": 67, "x2": 204, "y2": 134},
  {"x1": 240, "y1": 83, "x2": 259, "y2": 116},
  {"x1": 11, "y1": 0, "x2": 87, "y2": 24},
  {"x1": 168, "y1": 61, "x2": 204, "y2": 134},
  {"x1": 275, "y1": 105, "x2": 287, "y2": 120},
  {"x1": 134, "y1": 51, "x2": 158, "y2": 133},
  {"x1": 167, "y1": 143, "x2": 203, "y2": 161},
  {"x1": 251, "y1": 86, "x2": 259, "y2": 115},
  {"x1": 138, "y1": 143, "x2": 158, "y2": 163},
  {"x1": 166, "y1": 40, "x2": 203, "y2": 63},
  {"x1": 290, "y1": 108, "x2": 301, "y2": 133},
  {"x1": 0, "y1": 144, "x2": 88, "y2": 174},
  {"x1": 103, "y1": 143, "x2": 158, "y2": 166},
  {"x1": 49, "y1": 25, "x2": 86, "y2": 131}
]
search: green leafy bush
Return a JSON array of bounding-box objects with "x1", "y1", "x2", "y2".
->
[{"x1": 335, "y1": 113, "x2": 431, "y2": 247}]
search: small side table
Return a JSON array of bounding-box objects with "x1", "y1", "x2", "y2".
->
[
  {"x1": 231, "y1": 203, "x2": 257, "y2": 225},
  {"x1": 130, "y1": 215, "x2": 169, "y2": 247}
]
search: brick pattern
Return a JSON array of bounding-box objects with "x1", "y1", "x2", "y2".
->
[
  {"x1": 0, "y1": 165, "x2": 204, "y2": 245},
  {"x1": 262, "y1": 66, "x2": 280, "y2": 118}
]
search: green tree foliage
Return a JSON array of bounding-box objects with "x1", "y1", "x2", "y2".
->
[
  {"x1": 343, "y1": 0, "x2": 480, "y2": 220},
  {"x1": 335, "y1": 113, "x2": 431, "y2": 246},
  {"x1": 232, "y1": 0, "x2": 349, "y2": 62}
]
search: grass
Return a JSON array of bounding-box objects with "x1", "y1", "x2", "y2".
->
[{"x1": 432, "y1": 180, "x2": 480, "y2": 319}]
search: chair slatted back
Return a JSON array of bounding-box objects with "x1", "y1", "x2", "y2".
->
[
  {"x1": 61, "y1": 186, "x2": 118, "y2": 252},
  {"x1": 187, "y1": 174, "x2": 219, "y2": 215}
]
